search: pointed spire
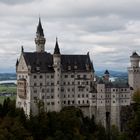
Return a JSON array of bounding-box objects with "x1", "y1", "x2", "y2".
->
[
  {"x1": 36, "y1": 17, "x2": 44, "y2": 37},
  {"x1": 54, "y1": 37, "x2": 60, "y2": 54},
  {"x1": 21, "y1": 46, "x2": 24, "y2": 53},
  {"x1": 16, "y1": 59, "x2": 19, "y2": 66}
]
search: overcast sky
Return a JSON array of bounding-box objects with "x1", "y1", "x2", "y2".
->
[{"x1": 0, "y1": 0, "x2": 140, "y2": 73}]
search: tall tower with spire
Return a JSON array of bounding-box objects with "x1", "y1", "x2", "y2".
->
[
  {"x1": 53, "y1": 38, "x2": 61, "y2": 111},
  {"x1": 35, "y1": 18, "x2": 46, "y2": 52}
]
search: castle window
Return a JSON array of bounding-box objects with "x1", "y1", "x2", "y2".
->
[
  {"x1": 65, "y1": 75, "x2": 68, "y2": 78},
  {"x1": 42, "y1": 89, "x2": 44, "y2": 93},
  {"x1": 51, "y1": 95, "x2": 54, "y2": 98},
  {"x1": 82, "y1": 94, "x2": 84, "y2": 98},
  {"x1": 51, "y1": 89, "x2": 54, "y2": 92},
  {"x1": 61, "y1": 88, "x2": 64, "y2": 92},
  {"x1": 47, "y1": 75, "x2": 49, "y2": 78},
  {"x1": 87, "y1": 100, "x2": 89, "y2": 104},
  {"x1": 79, "y1": 88, "x2": 84, "y2": 92},
  {"x1": 78, "y1": 100, "x2": 80, "y2": 104},
  {"x1": 68, "y1": 82, "x2": 70, "y2": 85},
  {"x1": 68, "y1": 100, "x2": 70, "y2": 105},
  {"x1": 72, "y1": 88, "x2": 74, "y2": 92},
  {"x1": 77, "y1": 75, "x2": 80, "y2": 78},
  {"x1": 86, "y1": 81, "x2": 88, "y2": 85},
  {"x1": 86, "y1": 94, "x2": 88, "y2": 98},
  {"x1": 72, "y1": 82, "x2": 74, "y2": 85},
  {"x1": 86, "y1": 88, "x2": 89, "y2": 91},
  {"x1": 46, "y1": 88, "x2": 49, "y2": 92},
  {"x1": 64, "y1": 101, "x2": 66, "y2": 104},
  {"x1": 71, "y1": 75, "x2": 74, "y2": 78},
  {"x1": 42, "y1": 95, "x2": 44, "y2": 99},
  {"x1": 83, "y1": 75, "x2": 86, "y2": 78},
  {"x1": 51, "y1": 75, "x2": 54, "y2": 78},
  {"x1": 40, "y1": 75, "x2": 42, "y2": 79},
  {"x1": 92, "y1": 95, "x2": 95, "y2": 98},
  {"x1": 67, "y1": 88, "x2": 70, "y2": 92},
  {"x1": 51, "y1": 82, "x2": 54, "y2": 86},
  {"x1": 83, "y1": 100, "x2": 84, "y2": 104},
  {"x1": 34, "y1": 90, "x2": 37, "y2": 93},
  {"x1": 78, "y1": 81, "x2": 80, "y2": 85},
  {"x1": 72, "y1": 100, "x2": 74, "y2": 104},
  {"x1": 72, "y1": 94, "x2": 74, "y2": 97},
  {"x1": 40, "y1": 83, "x2": 42, "y2": 86},
  {"x1": 68, "y1": 94, "x2": 70, "y2": 97},
  {"x1": 113, "y1": 101, "x2": 115, "y2": 103},
  {"x1": 78, "y1": 94, "x2": 80, "y2": 98},
  {"x1": 64, "y1": 95, "x2": 65, "y2": 98},
  {"x1": 34, "y1": 83, "x2": 37, "y2": 86},
  {"x1": 47, "y1": 102, "x2": 50, "y2": 105},
  {"x1": 51, "y1": 102, "x2": 54, "y2": 105},
  {"x1": 57, "y1": 81, "x2": 59, "y2": 84},
  {"x1": 63, "y1": 82, "x2": 66, "y2": 85}
]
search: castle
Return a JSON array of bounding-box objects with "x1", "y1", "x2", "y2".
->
[{"x1": 16, "y1": 19, "x2": 140, "y2": 130}]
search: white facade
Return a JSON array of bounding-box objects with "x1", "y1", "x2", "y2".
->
[{"x1": 16, "y1": 19, "x2": 138, "y2": 130}]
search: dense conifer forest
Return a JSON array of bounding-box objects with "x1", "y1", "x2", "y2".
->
[{"x1": 0, "y1": 93, "x2": 140, "y2": 140}]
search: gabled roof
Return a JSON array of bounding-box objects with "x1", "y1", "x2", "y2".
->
[{"x1": 22, "y1": 52, "x2": 94, "y2": 73}]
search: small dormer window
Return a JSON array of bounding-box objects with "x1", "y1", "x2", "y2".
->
[
  {"x1": 36, "y1": 66, "x2": 40, "y2": 71},
  {"x1": 74, "y1": 65, "x2": 77, "y2": 69},
  {"x1": 68, "y1": 66, "x2": 71, "y2": 70}
]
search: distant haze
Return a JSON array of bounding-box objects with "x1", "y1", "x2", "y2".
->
[{"x1": 0, "y1": 0, "x2": 140, "y2": 72}]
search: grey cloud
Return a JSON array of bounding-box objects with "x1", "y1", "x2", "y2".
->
[{"x1": 0, "y1": 0, "x2": 35, "y2": 5}]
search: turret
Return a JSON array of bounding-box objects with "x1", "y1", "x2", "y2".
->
[
  {"x1": 130, "y1": 52, "x2": 140, "y2": 67},
  {"x1": 53, "y1": 38, "x2": 61, "y2": 111},
  {"x1": 35, "y1": 18, "x2": 46, "y2": 53},
  {"x1": 103, "y1": 70, "x2": 110, "y2": 82},
  {"x1": 128, "y1": 51, "x2": 140, "y2": 92}
]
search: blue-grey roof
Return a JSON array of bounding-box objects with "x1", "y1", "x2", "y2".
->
[{"x1": 22, "y1": 52, "x2": 94, "y2": 73}]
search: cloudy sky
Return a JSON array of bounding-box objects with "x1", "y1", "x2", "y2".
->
[{"x1": 0, "y1": 0, "x2": 140, "y2": 73}]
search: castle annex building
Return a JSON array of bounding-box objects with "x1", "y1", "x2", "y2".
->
[{"x1": 16, "y1": 19, "x2": 140, "y2": 129}]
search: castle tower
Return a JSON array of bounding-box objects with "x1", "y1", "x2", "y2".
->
[
  {"x1": 53, "y1": 38, "x2": 61, "y2": 111},
  {"x1": 103, "y1": 70, "x2": 110, "y2": 82},
  {"x1": 35, "y1": 18, "x2": 46, "y2": 52},
  {"x1": 128, "y1": 52, "x2": 140, "y2": 92}
]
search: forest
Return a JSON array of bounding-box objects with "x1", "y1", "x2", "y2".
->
[{"x1": 0, "y1": 91, "x2": 140, "y2": 140}]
